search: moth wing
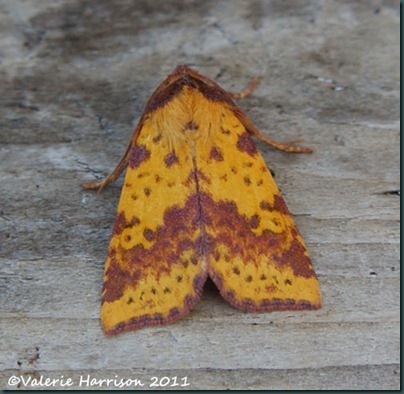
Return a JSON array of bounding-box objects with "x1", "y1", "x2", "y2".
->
[
  {"x1": 101, "y1": 120, "x2": 206, "y2": 335},
  {"x1": 195, "y1": 106, "x2": 321, "y2": 311}
]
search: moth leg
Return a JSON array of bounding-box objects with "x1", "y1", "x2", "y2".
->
[
  {"x1": 237, "y1": 108, "x2": 313, "y2": 153},
  {"x1": 83, "y1": 121, "x2": 144, "y2": 191},
  {"x1": 229, "y1": 77, "x2": 259, "y2": 99},
  {"x1": 252, "y1": 129, "x2": 313, "y2": 153},
  {"x1": 280, "y1": 137, "x2": 305, "y2": 145},
  {"x1": 229, "y1": 76, "x2": 312, "y2": 153},
  {"x1": 82, "y1": 141, "x2": 132, "y2": 191},
  {"x1": 238, "y1": 114, "x2": 313, "y2": 153}
]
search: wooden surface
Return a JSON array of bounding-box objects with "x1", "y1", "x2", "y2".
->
[{"x1": 0, "y1": 0, "x2": 399, "y2": 390}]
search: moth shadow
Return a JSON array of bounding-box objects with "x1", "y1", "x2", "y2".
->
[{"x1": 200, "y1": 278, "x2": 229, "y2": 308}]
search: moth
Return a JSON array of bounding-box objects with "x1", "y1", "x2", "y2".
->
[{"x1": 84, "y1": 65, "x2": 321, "y2": 335}]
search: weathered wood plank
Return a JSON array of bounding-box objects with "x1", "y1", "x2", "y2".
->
[
  {"x1": 1, "y1": 318, "x2": 399, "y2": 371},
  {"x1": 0, "y1": 365, "x2": 400, "y2": 390},
  {"x1": 0, "y1": 0, "x2": 399, "y2": 390},
  {"x1": 1, "y1": 263, "x2": 399, "y2": 321},
  {"x1": 0, "y1": 364, "x2": 400, "y2": 390}
]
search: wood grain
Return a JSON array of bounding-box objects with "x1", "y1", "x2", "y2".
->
[{"x1": 0, "y1": 0, "x2": 399, "y2": 390}]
